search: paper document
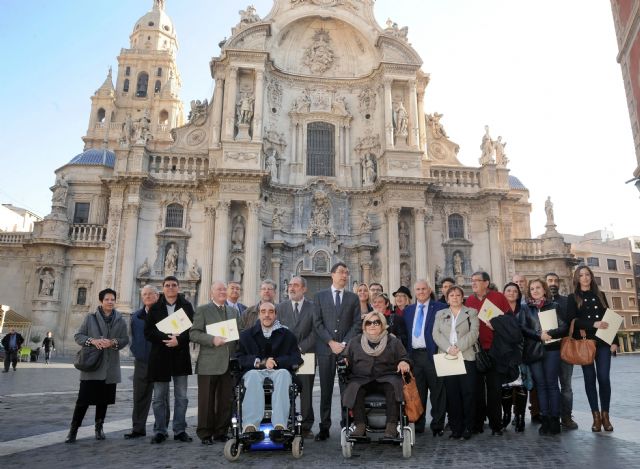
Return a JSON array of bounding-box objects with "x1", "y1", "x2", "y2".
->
[
  {"x1": 477, "y1": 299, "x2": 503, "y2": 323},
  {"x1": 156, "y1": 308, "x2": 192, "y2": 335},
  {"x1": 538, "y1": 309, "x2": 561, "y2": 344},
  {"x1": 434, "y1": 351, "x2": 466, "y2": 377},
  {"x1": 595, "y1": 309, "x2": 623, "y2": 345},
  {"x1": 296, "y1": 353, "x2": 316, "y2": 375},
  {"x1": 206, "y1": 318, "x2": 240, "y2": 342}
]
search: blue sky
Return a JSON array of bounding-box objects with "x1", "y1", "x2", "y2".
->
[{"x1": 2, "y1": 0, "x2": 639, "y2": 238}]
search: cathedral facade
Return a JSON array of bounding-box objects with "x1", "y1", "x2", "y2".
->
[{"x1": 0, "y1": 0, "x2": 575, "y2": 351}]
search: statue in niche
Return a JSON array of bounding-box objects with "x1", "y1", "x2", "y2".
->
[
  {"x1": 434, "y1": 265, "x2": 442, "y2": 284},
  {"x1": 39, "y1": 270, "x2": 55, "y2": 296},
  {"x1": 231, "y1": 216, "x2": 245, "y2": 251},
  {"x1": 359, "y1": 210, "x2": 372, "y2": 233},
  {"x1": 239, "y1": 5, "x2": 260, "y2": 24},
  {"x1": 272, "y1": 207, "x2": 284, "y2": 229},
  {"x1": 231, "y1": 258, "x2": 244, "y2": 283},
  {"x1": 51, "y1": 174, "x2": 68, "y2": 205},
  {"x1": 545, "y1": 197, "x2": 555, "y2": 226},
  {"x1": 393, "y1": 101, "x2": 409, "y2": 137},
  {"x1": 362, "y1": 154, "x2": 376, "y2": 186},
  {"x1": 189, "y1": 260, "x2": 201, "y2": 280},
  {"x1": 164, "y1": 243, "x2": 178, "y2": 276},
  {"x1": 307, "y1": 190, "x2": 333, "y2": 239},
  {"x1": 137, "y1": 258, "x2": 150, "y2": 277},
  {"x1": 237, "y1": 92, "x2": 255, "y2": 126},
  {"x1": 427, "y1": 112, "x2": 448, "y2": 139},
  {"x1": 398, "y1": 220, "x2": 410, "y2": 252},
  {"x1": 453, "y1": 252, "x2": 463, "y2": 276},
  {"x1": 265, "y1": 149, "x2": 278, "y2": 181},
  {"x1": 260, "y1": 255, "x2": 268, "y2": 280},
  {"x1": 479, "y1": 125, "x2": 495, "y2": 165},
  {"x1": 120, "y1": 113, "x2": 134, "y2": 145},
  {"x1": 134, "y1": 109, "x2": 152, "y2": 144},
  {"x1": 292, "y1": 90, "x2": 311, "y2": 113},
  {"x1": 401, "y1": 263, "x2": 411, "y2": 288},
  {"x1": 282, "y1": 279, "x2": 289, "y2": 299},
  {"x1": 331, "y1": 96, "x2": 348, "y2": 115},
  {"x1": 493, "y1": 136, "x2": 508, "y2": 166}
]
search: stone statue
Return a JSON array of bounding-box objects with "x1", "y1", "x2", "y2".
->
[
  {"x1": 400, "y1": 263, "x2": 411, "y2": 288},
  {"x1": 307, "y1": 190, "x2": 333, "y2": 239},
  {"x1": 231, "y1": 216, "x2": 245, "y2": 251},
  {"x1": 479, "y1": 125, "x2": 495, "y2": 165},
  {"x1": 231, "y1": 258, "x2": 244, "y2": 283},
  {"x1": 52, "y1": 175, "x2": 68, "y2": 205},
  {"x1": 398, "y1": 220, "x2": 409, "y2": 252},
  {"x1": 303, "y1": 29, "x2": 335, "y2": 74},
  {"x1": 120, "y1": 113, "x2": 134, "y2": 144},
  {"x1": 545, "y1": 197, "x2": 555, "y2": 226},
  {"x1": 393, "y1": 101, "x2": 409, "y2": 137},
  {"x1": 134, "y1": 110, "x2": 152, "y2": 144},
  {"x1": 237, "y1": 92, "x2": 255, "y2": 125},
  {"x1": 164, "y1": 243, "x2": 178, "y2": 276},
  {"x1": 188, "y1": 99, "x2": 208, "y2": 125},
  {"x1": 265, "y1": 150, "x2": 278, "y2": 181},
  {"x1": 362, "y1": 154, "x2": 376, "y2": 186},
  {"x1": 189, "y1": 260, "x2": 201, "y2": 280},
  {"x1": 331, "y1": 96, "x2": 348, "y2": 115},
  {"x1": 39, "y1": 270, "x2": 55, "y2": 296},
  {"x1": 427, "y1": 112, "x2": 448, "y2": 139},
  {"x1": 239, "y1": 5, "x2": 260, "y2": 24},
  {"x1": 272, "y1": 207, "x2": 284, "y2": 229},
  {"x1": 137, "y1": 258, "x2": 150, "y2": 277},
  {"x1": 453, "y1": 252, "x2": 463, "y2": 276},
  {"x1": 493, "y1": 136, "x2": 508, "y2": 166},
  {"x1": 434, "y1": 265, "x2": 442, "y2": 284},
  {"x1": 359, "y1": 210, "x2": 372, "y2": 233},
  {"x1": 385, "y1": 18, "x2": 409, "y2": 41},
  {"x1": 293, "y1": 90, "x2": 311, "y2": 113}
]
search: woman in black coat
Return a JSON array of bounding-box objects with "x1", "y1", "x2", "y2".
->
[{"x1": 519, "y1": 279, "x2": 567, "y2": 436}]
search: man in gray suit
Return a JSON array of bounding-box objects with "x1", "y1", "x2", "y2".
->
[
  {"x1": 190, "y1": 281, "x2": 240, "y2": 445},
  {"x1": 276, "y1": 276, "x2": 316, "y2": 438},
  {"x1": 313, "y1": 262, "x2": 361, "y2": 441}
]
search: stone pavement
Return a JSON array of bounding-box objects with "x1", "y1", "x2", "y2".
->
[{"x1": 1, "y1": 355, "x2": 639, "y2": 468}]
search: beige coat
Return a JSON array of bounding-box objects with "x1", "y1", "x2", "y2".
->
[{"x1": 432, "y1": 306, "x2": 479, "y2": 361}]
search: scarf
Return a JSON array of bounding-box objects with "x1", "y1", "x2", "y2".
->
[
  {"x1": 528, "y1": 298, "x2": 545, "y2": 309},
  {"x1": 360, "y1": 311, "x2": 389, "y2": 357},
  {"x1": 98, "y1": 306, "x2": 114, "y2": 324},
  {"x1": 262, "y1": 319, "x2": 284, "y2": 338}
]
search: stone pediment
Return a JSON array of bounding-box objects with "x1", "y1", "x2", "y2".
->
[
  {"x1": 376, "y1": 36, "x2": 422, "y2": 66},
  {"x1": 168, "y1": 99, "x2": 211, "y2": 152},
  {"x1": 226, "y1": 23, "x2": 271, "y2": 51}
]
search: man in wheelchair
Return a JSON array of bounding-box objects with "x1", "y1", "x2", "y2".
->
[
  {"x1": 236, "y1": 302, "x2": 303, "y2": 437},
  {"x1": 341, "y1": 311, "x2": 411, "y2": 440}
]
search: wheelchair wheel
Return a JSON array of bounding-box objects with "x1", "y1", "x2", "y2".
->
[
  {"x1": 402, "y1": 428, "x2": 412, "y2": 458},
  {"x1": 223, "y1": 439, "x2": 243, "y2": 462},
  {"x1": 291, "y1": 436, "x2": 303, "y2": 459},
  {"x1": 340, "y1": 428, "x2": 352, "y2": 459}
]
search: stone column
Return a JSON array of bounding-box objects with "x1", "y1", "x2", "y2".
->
[
  {"x1": 414, "y1": 207, "x2": 427, "y2": 282},
  {"x1": 425, "y1": 212, "x2": 434, "y2": 283},
  {"x1": 362, "y1": 262, "x2": 372, "y2": 286},
  {"x1": 223, "y1": 67, "x2": 238, "y2": 140},
  {"x1": 118, "y1": 202, "x2": 140, "y2": 312},
  {"x1": 252, "y1": 70, "x2": 264, "y2": 143},
  {"x1": 417, "y1": 88, "x2": 426, "y2": 152},
  {"x1": 409, "y1": 80, "x2": 419, "y2": 149},
  {"x1": 383, "y1": 79, "x2": 394, "y2": 149},
  {"x1": 487, "y1": 216, "x2": 503, "y2": 287},
  {"x1": 270, "y1": 246, "x2": 282, "y2": 303},
  {"x1": 210, "y1": 73, "x2": 225, "y2": 148},
  {"x1": 243, "y1": 201, "x2": 261, "y2": 303},
  {"x1": 212, "y1": 200, "x2": 231, "y2": 281},
  {"x1": 198, "y1": 205, "x2": 216, "y2": 304},
  {"x1": 386, "y1": 207, "x2": 401, "y2": 294}
]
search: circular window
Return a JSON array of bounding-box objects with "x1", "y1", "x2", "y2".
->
[
  {"x1": 365, "y1": 113, "x2": 371, "y2": 119},
  {"x1": 164, "y1": 25, "x2": 170, "y2": 31},
  {"x1": 148, "y1": 21, "x2": 155, "y2": 26},
  {"x1": 271, "y1": 107, "x2": 277, "y2": 114}
]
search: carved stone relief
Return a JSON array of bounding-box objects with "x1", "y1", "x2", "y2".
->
[{"x1": 303, "y1": 30, "x2": 336, "y2": 75}]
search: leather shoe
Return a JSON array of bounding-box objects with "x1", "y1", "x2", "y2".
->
[
  {"x1": 174, "y1": 432, "x2": 193, "y2": 442},
  {"x1": 314, "y1": 429, "x2": 330, "y2": 441},
  {"x1": 462, "y1": 429, "x2": 472, "y2": 440},
  {"x1": 432, "y1": 429, "x2": 444, "y2": 437},
  {"x1": 213, "y1": 435, "x2": 229, "y2": 442},
  {"x1": 201, "y1": 437, "x2": 214, "y2": 445},
  {"x1": 124, "y1": 431, "x2": 146, "y2": 439},
  {"x1": 150, "y1": 433, "x2": 166, "y2": 444}
]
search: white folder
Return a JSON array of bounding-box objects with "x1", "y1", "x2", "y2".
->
[
  {"x1": 296, "y1": 353, "x2": 315, "y2": 375},
  {"x1": 206, "y1": 318, "x2": 240, "y2": 342},
  {"x1": 595, "y1": 309, "x2": 624, "y2": 345},
  {"x1": 155, "y1": 308, "x2": 192, "y2": 335},
  {"x1": 477, "y1": 299, "x2": 503, "y2": 323}
]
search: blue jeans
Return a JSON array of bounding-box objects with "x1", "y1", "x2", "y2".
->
[
  {"x1": 529, "y1": 350, "x2": 561, "y2": 417},
  {"x1": 152, "y1": 375, "x2": 188, "y2": 435},
  {"x1": 581, "y1": 344, "x2": 612, "y2": 412},
  {"x1": 242, "y1": 369, "x2": 292, "y2": 430}
]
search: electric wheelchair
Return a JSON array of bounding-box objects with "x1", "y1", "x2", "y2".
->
[
  {"x1": 337, "y1": 359, "x2": 415, "y2": 459},
  {"x1": 223, "y1": 359, "x2": 304, "y2": 461}
]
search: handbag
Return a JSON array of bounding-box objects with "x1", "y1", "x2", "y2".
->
[
  {"x1": 467, "y1": 317, "x2": 492, "y2": 373},
  {"x1": 74, "y1": 315, "x2": 105, "y2": 372},
  {"x1": 561, "y1": 319, "x2": 596, "y2": 366},
  {"x1": 402, "y1": 371, "x2": 424, "y2": 423}
]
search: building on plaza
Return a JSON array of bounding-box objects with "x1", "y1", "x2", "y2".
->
[
  {"x1": 0, "y1": 0, "x2": 576, "y2": 352},
  {"x1": 0, "y1": 204, "x2": 41, "y2": 233}
]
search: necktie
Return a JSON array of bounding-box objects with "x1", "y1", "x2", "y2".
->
[
  {"x1": 413, "y1": 303, "x2": 425, "y2": 338},
  {"x1": 294, "y1": 302, "x2": 300, "y2": 320},
  {"x1": 335, "y1": 290, "x2": 342, "y2": 309}
]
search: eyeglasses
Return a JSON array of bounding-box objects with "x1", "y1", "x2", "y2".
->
[
  {"x1": 364, "y1": 320, "x2": 382, "y2": 327},
  {"x1": 163, "y1": 283, "x2": 178, "y2": 288}
]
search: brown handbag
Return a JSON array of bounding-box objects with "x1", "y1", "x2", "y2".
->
[
  {"x1": 560, "y1": 319, "x2": 596, "y2": 366},
  {"x1": 402, "y1": 371, "x2": 424, "y2": 423}
]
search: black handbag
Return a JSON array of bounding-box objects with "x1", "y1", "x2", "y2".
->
[
  {"x1": 474, "y1": 341, "x2": 493, "y2": 373},
  {"x1": 523, "y1": 338, "x2": 544, "y2": 364},
  {"x1": 74, "y1": 315, "x2": 105, "y2": 372}
]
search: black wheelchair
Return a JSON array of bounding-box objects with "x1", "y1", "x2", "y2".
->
[
  {"x1": 223, "y1": 360, "x2": 304, "y2": 462},
  {"x1": 338, "y1": 359, "x2": 414, "y2": 459}
]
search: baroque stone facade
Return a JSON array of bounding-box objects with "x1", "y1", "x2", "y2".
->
[{"x1": 0, "y1": 0, "x2": 573, "y2": 352}]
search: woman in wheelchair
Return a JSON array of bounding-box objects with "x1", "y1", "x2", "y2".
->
[{"x1": 342, "y1": 311, "x2": 411, "y2": 438}]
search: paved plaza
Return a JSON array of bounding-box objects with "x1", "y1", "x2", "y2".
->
[{"x1": 1, "y1": 354, "x2": 639, "y2": 468}]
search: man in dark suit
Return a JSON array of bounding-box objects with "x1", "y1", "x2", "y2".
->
[
  {"x1": 240, "y1": 279, "x2": 277, "y2": 331},
  {"x1": 226, "y1": 281, "x2": 247, "y2": 314},
  {"x1": 403, "y1": 279, "x2": 448, "y2": 435},
  {"x1": 276, "y1": 276, "x2": 316, "y2": 438},
  {"x1": 313, "y1": 262, "x2": 361, "y2": 441}
]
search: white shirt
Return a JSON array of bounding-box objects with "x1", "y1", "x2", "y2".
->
[
  {"x1": 411, "y1": 300, "x2": 430, "y2": 349},
  {"x1": 449, "y1": 310, "x2": 461, "y2": 346},
  {"x1": 330, "y1": 286, "x2": 343, "y2": 306},
  {"x1": 291, "y1": 298, "x2": 305, "y2": 312}
]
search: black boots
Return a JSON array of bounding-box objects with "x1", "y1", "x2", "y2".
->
[
  {"x1": 65, "y1": 423, "x2": 79, "y2": 443},
  {"x1": 514, "y1": 414, "x2": 525, "y2": 433},
  {"x1": 539, "y1": 416, "x2": 561, "y2": 435},
  {"x1": 95, "y1": 419, "x2": 106, "y2": 440},
  {"x1": 538, "y1": 416, "x2": 549, "y2": 435}
]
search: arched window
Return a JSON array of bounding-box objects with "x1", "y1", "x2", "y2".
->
[
  {"x1": 97, "y1": 108, "x2": 106, "y2": 123},
  {"x1": 307, "y1": 122, "x2": 335, "y2": 176},
  {"x1": 125, "y1": 66, "x2": 131, "y2": 76},
  {"x1": 157, "y1": 67, "x2": 163, "y2": 77},
  {"x1": 166, "y1": 203, "x2": 183, "y2": 228},
  {"x1": 136, "y1": 72, "x2": 149, "y2": 97},
  {"x1": 159, "y1": 110, "x2": 169, "y2": 124},
  {"x1": 154, "y1": 80, "x2": 161, "y2": 93},
  {"x1": 77, "y1": 287, "x2": 87, "y2": 305},
  {"x1": 123, "y1": 78, "x2": 130, "y2": 92},
  {"x1": 448, "y1": 214, "x2": 465, "y2": 239}
]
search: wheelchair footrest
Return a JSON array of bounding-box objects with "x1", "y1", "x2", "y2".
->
[
  {"x1": 241, "y1": 431, "x2": 265, "y2": 444},
  {"x1": 377, "y1": 436, "x2": 402, "y2": 444},
  {"x1": 268, "y1": 429, "x2": 292, "y2": 443},
  {"x1": 347, "y1": 435, "x2": 371, "y2": 444}
]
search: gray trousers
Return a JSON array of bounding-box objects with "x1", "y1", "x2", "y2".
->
[
  {"x1": 242, "y1": 369, "x2": 292, "y2": 430},
  {"x1": 132, "y1": 360, "x2": 168, "y2": 433},
  {"x1": 559, "y1": 359, "x2": 574, "y2": 417},
  {"x1": 298, "y1": 373, "x2": 315, "y2": 432}
]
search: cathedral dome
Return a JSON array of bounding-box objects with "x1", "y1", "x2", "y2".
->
[
  {"x1": 130, "y1": 1, "x2": 177, "y2": 51},
  {"x1": 68, "y1": 148, "x2": 115, "y2": 168}
]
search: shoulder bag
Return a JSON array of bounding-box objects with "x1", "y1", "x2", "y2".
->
[
  {"x1": 402, "y1": 371, "x2": 424, "y2": 423},
  {"x1": 560, "y1": 319, "x2": 596, "y2": 366},
  {"x1": 468, "y1": 317, "x2": 492, "y2": 373},
  {"x1": 74, "y1": 314, "x2": 105, "y2": 372}
]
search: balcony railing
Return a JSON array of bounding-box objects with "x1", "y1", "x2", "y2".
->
[
  {"x1": 0, "y1": 232, "x2": 29, "y2": 244},
  {"x1": 69, "y1": 224, "x2": 107, "y2": 243},
  {"x1": 431, "y1": 168, "x2": 480, "y2": 188},
  {"x1": 149, "y1": 155, "x2": 209, "y2": 181}
]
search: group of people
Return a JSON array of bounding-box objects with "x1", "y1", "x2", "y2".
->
[
  {"x1": 1, "y1": 329, "x2": 55, "y2": 372},
  {"x1": 63, "y1": 262, "x2": 618, "y2": 448}
]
